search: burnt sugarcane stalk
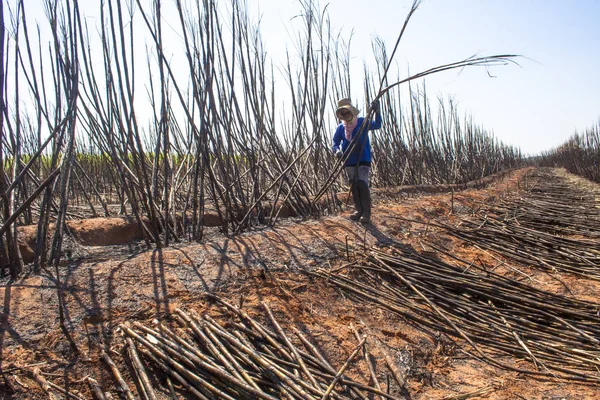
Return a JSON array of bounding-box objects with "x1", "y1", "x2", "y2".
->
[
  {"x1": 87, "y1": 377, "x2": 106, "y2": 400},
  {"x1": 206, "y1": 296, "x2": 295, "y2": 362},
  {"x1": 321, "y1": 336, "x2": 366, "y2": 400},
  {"x1": 262, "y1": 302, "x2": 321, "y2": 389},
  {"x1": 176, "y1": 309, "x2": 257, "y2": 389},
  {"x1": 350, "y1": 324, "x2": 383, "y2": 400},
  {"x1": 136, "y1": 347, "x2": 210, "y2": 400},
  {"x1": 323, "y1": 238, "x2": 600, "y2": 383},
  {"x1": 200, "y1": 316, "x2": 313, "y2": 400},
  {"x1": 122, "y1": 324, "x2": 242, "y2": 400},
  {"x1": 125, "y1": 322, "x2": 279, "y2": 400},
  {"x1": 100, "y1": 349, "x2": 136, "y2": 400},
  {"x1": 125, "y1": 337, "x2": 157, "y2": 400},
  {"x1": 31, "y1": 368, "x2": 61, "y2": 400}
]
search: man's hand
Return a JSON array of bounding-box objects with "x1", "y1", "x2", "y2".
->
[
  {"x1": 371, "y1": 99, "x2": 380, "y2": 113},
  {"x1": 335, "y1": 149, "x2": 343, "y2": 159}
]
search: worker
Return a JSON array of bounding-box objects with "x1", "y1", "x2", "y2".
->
[{"x1": 332, "y1": 98, "x2": 382, "y2": 224}]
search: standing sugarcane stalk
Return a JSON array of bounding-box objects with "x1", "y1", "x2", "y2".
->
[
  {"x1": 0, "y1": 0, "x2": 526, "y2": 279},
  {"x1": 7, "y1": 0, "x2": 25, "y2": 276},
  {"x1": 0, "y1": 0, "x2": 13, "y2": 276}
]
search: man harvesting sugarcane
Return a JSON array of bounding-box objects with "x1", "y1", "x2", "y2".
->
[{"x1": 332, "y1": 98, "x2": 381, "y2": 224}]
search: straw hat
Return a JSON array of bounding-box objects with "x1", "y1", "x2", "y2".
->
[{"x1": 336, "y1": 98, "x2": 359, "y2": 119}]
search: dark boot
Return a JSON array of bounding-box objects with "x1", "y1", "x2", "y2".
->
[
  {"x1": 357, "y1": 180, "x2": 371, "y2": 224},
  {"x1": 349, "y1": 181, "x2": 363, "y2": 221}
]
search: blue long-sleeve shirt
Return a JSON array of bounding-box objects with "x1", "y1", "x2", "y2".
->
[{"x1": 332, "y1": 113, "x2": 382, "y2": 166}]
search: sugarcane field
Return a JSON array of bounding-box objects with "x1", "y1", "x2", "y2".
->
[{"x1": 1, "y1": 0, "x2": 600, "y2": 399}]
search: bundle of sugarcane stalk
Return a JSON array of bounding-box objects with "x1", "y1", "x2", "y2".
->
[
  {"x1": 491, "y1": 195, "x2": 600, "y2": 239},
  {"x1": 492, "y1": 169, "x2": 600, "y2": 239},
  {"x1": 314, "y1": 245, "x2": 600, "y2": 383},
  {"x1": 439, "y1": 170, "x2": 600, "y2": 279},
  {"x1": 120, "y1": 295, "x2": 407, "y2": 399},
  {"x1": 439, "y1": 214, "x2": 600, "y2": 279}
]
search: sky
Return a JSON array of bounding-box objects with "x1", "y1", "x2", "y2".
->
[
  {"x1": 246, "y1": 0, "x2": 600, "y2": 155},
  {"x1": 7, "y1": 0, "x2": 600, "y2": 156}
]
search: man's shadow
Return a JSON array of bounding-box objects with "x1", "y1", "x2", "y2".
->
[{"x1": 360, "y1": 221, "x2": 414, "y2": 252}]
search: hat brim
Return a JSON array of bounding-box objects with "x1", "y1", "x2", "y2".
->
[{"x1": 336, "y1": 105, "x2": 359, "y2": 119}]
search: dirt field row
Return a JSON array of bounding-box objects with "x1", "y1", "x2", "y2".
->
[{"x1": 1, "y1": 167, "x2": 599, "y2": 399}]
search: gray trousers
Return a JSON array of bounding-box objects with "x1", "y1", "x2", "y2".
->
[
  {"x1": 345, "y1": 165, "x2": 370, "y2": 186},
  {"x1": 345, "y1": 165, "x2": 371, "y2": 218}
]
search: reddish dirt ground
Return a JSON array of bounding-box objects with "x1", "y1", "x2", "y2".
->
[{"x1": 1, "y1": 167, "x2": 600, "y2": 399}]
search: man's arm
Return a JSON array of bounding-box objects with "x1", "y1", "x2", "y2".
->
[
  {"x1": 332, "y1": 126, "x2": 344, "y2": 152},
  {"x1": 370, "y1": 112, "x2": 382, "y2": 130},
  {"x1": 369, "y1": 99, "x2": 382, "y2": 130}
]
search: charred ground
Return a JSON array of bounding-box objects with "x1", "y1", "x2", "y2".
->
[{"x1": 1, "y1": 167, "x2": 600, "y2": 399}]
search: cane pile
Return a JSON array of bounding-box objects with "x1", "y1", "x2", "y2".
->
[
  {"x1": 314, "y1": 245, "x2": 600, "y2": 383},
  {"x1": 439, "y1": 214, "x2": 600, "y2": 279},
  {"x1": 119, "y1": 295, "x2": 407, "y2": 399},
  {"x1": 440, "y1": 169, "x2": 600, "y2": 279},
  {"x1": 493, "y1": 178, "x2": 600, "y2": 239}
]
